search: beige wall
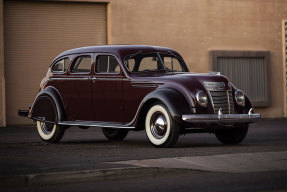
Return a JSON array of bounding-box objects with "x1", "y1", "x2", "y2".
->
[
  {"x1": 0, "y1": 0, "x2": 6, "y2": 127},
  {"x1": 110, "y1": 0, "x2": 287, "y2": 118},
  {"x1": 283, "y1": 20, "x2": 287, "y2": 117},
  {"x1": 0, "y1": 0, "x2": 286, "y2": 125}
]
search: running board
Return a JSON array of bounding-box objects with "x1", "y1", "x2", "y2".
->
[{"x1": 58, "y1": 121, "x2": 135, "y2": 129}]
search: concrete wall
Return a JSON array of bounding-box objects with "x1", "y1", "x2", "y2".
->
[
  {"x1": 0, "y1": 0, "x2": 6, "y2": 127},
  {"x1": 110, "y1": 0, "x2": 287, "y2": 118}
]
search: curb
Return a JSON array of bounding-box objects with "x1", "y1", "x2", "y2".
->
[{"x1": 0, "y1": 167, "x2": 196, "y2": 188}]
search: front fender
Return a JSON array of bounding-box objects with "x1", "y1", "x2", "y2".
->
[
  {"x1": 230, "y1": 83, "x2": 253, "y2": 113},
  {"x1": 243, "y1": 94, "x2": 253, "y2": 112},
  {"x1": 29, "y1": 86, "x2": 65, "y2": 122},
  {"x1": 134, "y1": 88, "x2": 192, "y2": 127}
]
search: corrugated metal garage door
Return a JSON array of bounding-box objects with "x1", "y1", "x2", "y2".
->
[{"x1": 4, "y1": 1, "x2": 107, "y2": 125}]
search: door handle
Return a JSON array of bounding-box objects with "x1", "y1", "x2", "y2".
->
[{"x1": 90, "y1": 77, "x2": 97, "y2": 80}]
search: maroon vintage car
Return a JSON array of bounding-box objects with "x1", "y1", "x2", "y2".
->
[{"x1": 19, "y1": 45, "x2": 260, "y2": 147}]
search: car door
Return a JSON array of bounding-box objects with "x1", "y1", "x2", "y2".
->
[
  {"x1": 64, "y1": 53, "x2": 94, "y2": 121},
  {"x1": 92, "y1": 54, "x2": 124, "y2": 123}
]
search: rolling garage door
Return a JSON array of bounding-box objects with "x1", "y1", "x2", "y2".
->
[{"x1": 4, "y1": 1, "x2": 107, "y2": 125}]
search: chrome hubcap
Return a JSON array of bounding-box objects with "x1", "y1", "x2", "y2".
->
[{"x1": 150, "y1": 112, "x2": 168, "y2": 139}]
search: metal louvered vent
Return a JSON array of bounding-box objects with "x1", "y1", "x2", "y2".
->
[
  {"x1": 209, "y1": 91, "x2": 234, "y2": 114},
  {"x1": 210, "y1": 51, "x2": 270, "y2": 107}
]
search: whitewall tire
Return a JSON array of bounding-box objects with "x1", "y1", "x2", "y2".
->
[
  {"x1": 145, "y1": 103, "x2": 180, "y2": 148},
  {"x1": 37, "y1": 121, "x2": 65, "y2": 143}
]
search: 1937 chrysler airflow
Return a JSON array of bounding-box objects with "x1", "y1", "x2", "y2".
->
[{"x1": 19, "y1": 45, "x2": 261, "y2": 147}]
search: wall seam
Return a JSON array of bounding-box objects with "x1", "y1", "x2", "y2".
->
[
  {"x1": 107, "y1": 2, "x2": 111, "y2": 44},
  {"x1": 0, "y1": 0, "x2": 6, "y2": 127},
  {"x1": 282, "y1": 20, "x2": 287, "y2": 118}
]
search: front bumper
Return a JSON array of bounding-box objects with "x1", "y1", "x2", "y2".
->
[{"x1": 182, "y1": 108, "x2": 261, "y2": 123}]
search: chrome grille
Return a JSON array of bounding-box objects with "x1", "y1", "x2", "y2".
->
[{"x1": 210, "y1": 91, "x2": 234, "y2": 114}]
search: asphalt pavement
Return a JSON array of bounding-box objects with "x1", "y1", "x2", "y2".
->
[{"x1": 0, "y1": 119, "x2": 287, "y2": 191}]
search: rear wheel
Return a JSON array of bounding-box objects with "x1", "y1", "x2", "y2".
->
[
  {"x1": 35, "y1": 95, "x2": 65, "y2": 143},
  {"x1": 145, "y1": 103, "x2": 180, "y2": 148},
  {"x1": 102, "y1": 128, "x2": 129, "y2": 141},
  {"x1": 37, "y1": 121, "x2": 65, "y2": 143},
  {"x1": 215, "y1": 124, "x2": 249, "y2": 145}
]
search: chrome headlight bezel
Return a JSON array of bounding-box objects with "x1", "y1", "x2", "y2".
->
[
  {"x1": 234, "y1": 89, "x2": 245, "y2": 106},
  {"x1": 196, "y1": 90, "x2": 208, "y2": 107}
]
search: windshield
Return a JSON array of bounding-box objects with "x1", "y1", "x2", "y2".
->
[{"x1": 124, "y1": 52, "x2": 187, "y2": 73}]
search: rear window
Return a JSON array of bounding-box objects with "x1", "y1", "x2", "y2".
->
[{"x1": 52, "y1": 58, "x2": 70, "y2": 73}]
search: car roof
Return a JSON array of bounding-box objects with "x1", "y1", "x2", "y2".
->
[{"x1": 53, "y1": 45, "x2": 178, "y2": 63}]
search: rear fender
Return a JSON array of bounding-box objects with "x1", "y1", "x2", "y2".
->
[{"x1": 29, "y1": 86, "x2": 65, "y2": 123}]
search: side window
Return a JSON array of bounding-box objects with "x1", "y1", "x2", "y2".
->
[
  {"x1": 163, "y1": 57, "x2": 183, "y2": 72},
  {"x1": 125, "y1": 58, "x2": 135, "y2": 71},
  {"x1": 96, "y1": 55, "x2": 120, "y2": 73},
  {"x1": 52, "y1": 58, "x2": 70, "y2": 73},
  {"x1": 71, "y1": 55, "x2": 91, "y2": 73},
  {"x1": 138, "y1": 57, "x2": 158, "y2": 71}
]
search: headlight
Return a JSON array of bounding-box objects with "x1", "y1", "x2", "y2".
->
[
  {"x1": 234, "y1": 89, "x2": 245, "y2": 106},
  {"x1": 196, "y1": 90, "x2": 208, "y2": 107}
]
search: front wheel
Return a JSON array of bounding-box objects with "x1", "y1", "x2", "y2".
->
[
  {"x1": 37, "y1": 121, "x2": 65, "y2": 143},
  {"x1": 215, "y1": 124, "x2": 249, "y2": 145},
  {"x1": 145, "y1": 103, "x2": 180, "y2": 148}
]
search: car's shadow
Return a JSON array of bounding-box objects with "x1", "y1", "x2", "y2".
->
[
  {"x1": 54, "y1": 127, "x2": 252, "y2": 148},
  {"x1": 57, "y1": 138, "x2": 251, "y2": 149}
]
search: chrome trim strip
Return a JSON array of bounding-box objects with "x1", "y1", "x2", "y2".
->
[
  {"x1": 132, "y1": 85, "x2": 157, "y2": 88},
  {"x1": 58, "y1": 121, "x2": 135, "y2": 129},
  {"x1": 204, "y1": 81, "x2": 225, "y2": 90},
  {"x1": 49, "y1": 78, "x2": 91, "y2": 81},
  {"x1": 32, "y1": 117, "x2": 57, "y2": 124},
  {"x1": 96, "y1": 78, "x2": 123, "y2": 81},
  {"x1": 227, "y1": 91, "x2": 231, "y2": 114},
  {"x1": 49, "y1": 78, "x2": 66, "y2": 80},
  {"x1": 131, "y1": 81, "x2": 164, "y2": 85},
  {"x1": 49, "y1": 77, "x2": 124, "y2": 81},
  {"x1": 182, "y1": 108, "x2": 261, "y2": 123},
  {"x1": 131, "y1": 82, "x2": 163, "y2": 88},
  {"x1": 207, "y1": 90, "x2": 215, "y2": 113}
]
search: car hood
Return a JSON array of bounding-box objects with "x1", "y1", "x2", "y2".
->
[{"x1": 132, "y1": 72, "x2": 231, "y2": 94}]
